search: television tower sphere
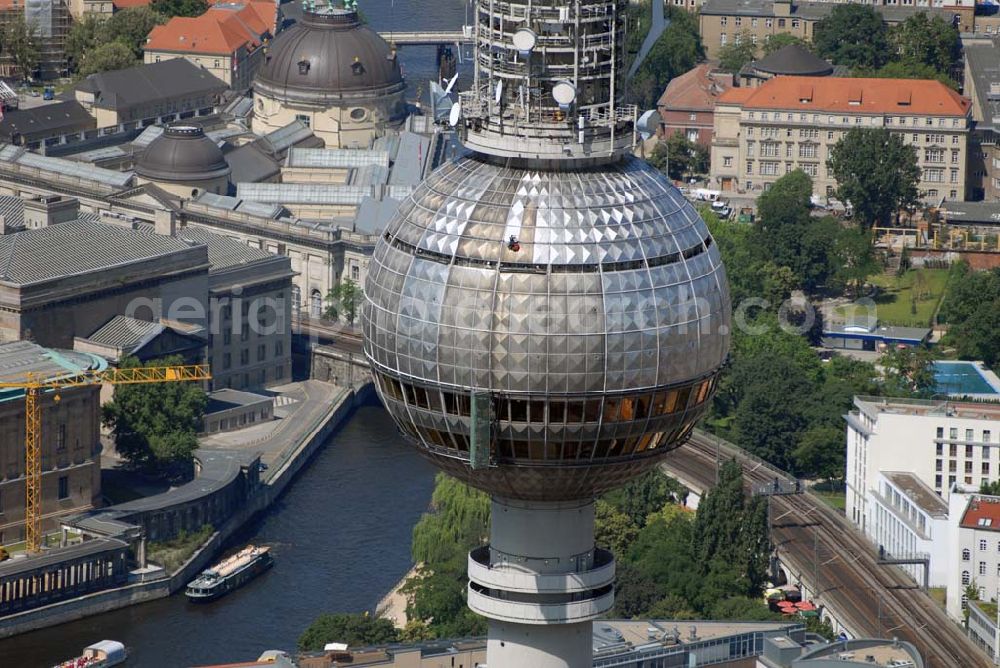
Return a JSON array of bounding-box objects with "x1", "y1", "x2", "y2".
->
[{"x1": 362, "y1": 0, "x2": 731, "y2": 665}]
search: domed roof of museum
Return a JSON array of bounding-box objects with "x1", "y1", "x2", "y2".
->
[
  {"x1": 752, "y1": 45, "x2": 834, "y2": 76},
  {"x1": 254, "y1": 6, "x2": 404, "y2": 105},
  {"x1": 135, "y1": 125, "x2": 231, "y2": 183}
]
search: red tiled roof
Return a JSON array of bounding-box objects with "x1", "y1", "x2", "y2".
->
[
  {"x1": 961, "y1": 497, "x2": 1000, "y2": 532},
  {"x1": 145, "y1": 1, "x2": 275, "y2": 56},
  {"x1": 658, "y1": 63, "x2": 735, "y2": 113},
  {"x1": 716, "y1": 76, "x2": 971, "y2": 117},
  {"x1": 112, "y1": 0, "x2": 151, "y2": 9}
]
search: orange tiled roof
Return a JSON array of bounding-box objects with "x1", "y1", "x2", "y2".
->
[
  {"x1": 716, "y1": 76, "x2": 971, "y2": 117},
  {"x1": 145, "y1": 2, "x2": 275, "y2": 56},
  {"x1": 112, "y1": 0, "x2": 151, "y2": 8},
  {"x1": 961, "y1": 497, "x2": 1000, "y2": 532},
  {"x1": 657, "y1": 63, "x2": 734, "y2": 112}
]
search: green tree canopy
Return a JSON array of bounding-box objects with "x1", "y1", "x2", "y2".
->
[
  {"x1": 627, "y1": 5, "x2": 704, "y2": 108},
  {"x1": 108, "y1": 7, "x2": 168, "y2": 58},
  {"x1": 324, "y1": 278, "x2": 362, "y2": 324},
  {"x1": 2, "y1": 16, "x2": 39, "y2": 81},
  {"x1": 718, "y1": 32, "x2": 757, "y2": 74},
  {"x1": 298, "y1": 613, "x2": 398, "y2": 652},
  {"x1": 856, "y1": 61, "x2": 958, "y2": 89},
  {"x1": 762, "y1": 33, "x2": 808, "y2": 55},
  {"x1": 101, "y1": 355, "x2": 207, "y2": 477},
  {"x1": 79, "y1": 42, "x2": 137, "y2": 76},
  {"x1": 150, "y1": 0, "x2": 207, "y2": 17},
  {"x1": 65, "y1": 15, "x2": 104, "y2": 73},
  {"x1": 827, "y1": 127, "x2": 920, "y2": 229},
  {"x1": 889, "y1": 12, "x2": 960, "y2": 77},
  {"x1": 813, "y1": 4, "x2": 889, "y2": 69},
  {"x1": 650, "y1": 132, "x2": 708, "y2": 181}
]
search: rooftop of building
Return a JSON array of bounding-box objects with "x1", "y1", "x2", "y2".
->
[
  {"x1": 0, "y1": 144, "x2": 134, "y2": 189},
  {"x1": 881, "y1": 471, "x2": 949, "y2": 518},
  {"x1": 174, "y1": 224, "x2": 278, "y2": 270},
  {"x1": 74, "y1": 58, "x2": 227, "y2": 111},
  {"x1": 135, "y1": 124, "x2": 232, "y2": 183},
  {"x1": 657, "y1": 63, "x2": 735, "y2": 113},
  {"x1": 822, "y1": 320, "x2": 930, "y2": 343},
  {"x1": 0, "y1": 219, "x2": 201, "y2": 285},
  {"x1": 205, "y1": 388, "x2": 273, "y2": 413},
  {"x1": 960, "y1": 495, "x2": 1000, "y2": 532},
  {"x1": 0, "y1": 340, "x2": 107, "y2": 388},
  {"x1": 964, "y1": 41, "x2": 1000, "y2": 131},
  {"x1": 941, "y1": 200, "x2": 1000, "y2": 225},
  {"x1": 145, "y1": 1, "x2": 277, "y2": 55},
  {"x1": 79, "y1": 315, "x2": 203, "y2": 357},
  {"x1": 717, "y1": 76, "x2": 971, "y2": 117},
  {"x1": 749, "y1": 44, "x2": 833, "y2": 76},
  {"x1": 853, "y1": 395, "x2": 1000, "y2": 421},
  {"x1": 700, "y1": 0, "x2": 952, "y2": 23},
  {"x1": 0, "y1": 100, "x2": 95, "y2": 140},
  {"x1": 786, "y1": 637, "x2": 923, "y2": 667}
]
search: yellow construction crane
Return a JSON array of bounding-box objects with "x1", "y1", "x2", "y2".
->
[{"x1": 0, "y1": 364, "x2": 211, "y2": 553}]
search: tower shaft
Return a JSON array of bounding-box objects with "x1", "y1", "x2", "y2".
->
[{"x1": 468, "y1": 498, "x2": 614, "y2": 667}]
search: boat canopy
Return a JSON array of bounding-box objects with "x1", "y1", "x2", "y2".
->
[{"x1": 86, "y1": 640, "x2": 126, "y2": 661}]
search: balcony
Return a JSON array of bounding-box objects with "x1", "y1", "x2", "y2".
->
[
  {"x1": 467, "y1": 582, "x2": 614, "y2": 624},
  {"x1": 468, "y1": 546, "x2": 615, "y2": 594}
]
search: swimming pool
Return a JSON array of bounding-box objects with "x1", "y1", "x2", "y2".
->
[{"x1": 933, "y1": 361, "x2": 1000, "y2": 397}]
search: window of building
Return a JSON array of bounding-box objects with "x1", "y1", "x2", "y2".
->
[
  {"x1": 295, "y1": 114, "x2": 310, "y2": 127},
  {"x1": 950, "y1": 460, "x2": 957, "y2": 472},
  {"x1": 981, "y1": 539, "x2": 988, "y2": 551},
  {"x1": 275, "y1": 340, "x2": 284, "y2": 357},
  {"x1": 967, "y1": 445, "x2": 974, "y2": 457},
  {"x1": 963, "y1": 548, "x2": 971, "y2": 561},
  {"x1": 241, "y1": 349, "x2": 250, "y2": 365},
  {"x1": 258, "y1": 344, "x2": 266, "y2": 362},
  {"x1": 966, "y1": 461, "x2": 974, "y2": 474},
  {"x1": 751, "y1": 18, "x2": 758, "y2": 27},
  {"x1": 720, "y1": 32, "x2": 727, "y2": 45},
  {"x1": 981, "y1": 561, "x2": 988, "y2": 575},
  {"x1": 223, "y1": 330, "x2": 232, "y2": 346},
  {"x1": 937, "y1": 441, "x2": 943, "y2": 454},
  {"x1": 723, "y1": 156, "x2": 733, "y2": 167},
  {"x1": 57, "y1": 424, "x2": 66, "y2": 453},
  {"x1": 791, "y1": 19, "x2": 799, "y2": 28},
  {"x1": 734, "y1": 16, "x2": 741, "y2": 26},
  {"x1": 799, "y1": 143, "x2": 818, "y2": 158},
  {"x1": 721, "y1": 16, "x2": 727, "y2": 25},
  {"x1": 951, "y1": 428, "x2": 959, "y2": 440},
  {"x1": 936, "y1": 459, "x2": 943, "y2": 472},
  {"x1": 58, "y1": 476, "x2": 68, "y2": 500},
  {"x1": 746, "y1": 161, "x2": 754, "y2": 175},
  {"x1": 801, "y1": 163, "x2": 817, "y2": 176},
  {"x1": 949, "y1": 475, "x2": 956, "y2": 487},
  {"x1": 986, "y1": 431, "x2": 992, "y2": 443},
  {"x1": 765, "y1": 18, "x2": 772, "y2": 27},
  {"x1": 761, "y1": 142, "x2": 779, "y2": 157},
  {"x1": 983, "y1": 462, "x2": 989, "y2": 475},
  {"x1": 276, "y1": 365, "x2": 284, "y2": 379},
  {"x1": 935, "y1": 474, "x2": 942, "y2": 488},
  {"x1": 259, "y1": 369, "x2": 267, "y2": 385},
  {"x1": 760, "y1": 162, "x2": 779, "y2": 176},
  {"x1": 963, "y1": 570, "x2": 971, "y2": 585},
  {"x1": 223, "y1": 353, "x2": 231, "y2": 370},
  {"x1": 778, "y1": 18, "x2": 785, "y2": 27},
  {"x1": 952, "y1": 135, "x2": 959, "y2": 144}
]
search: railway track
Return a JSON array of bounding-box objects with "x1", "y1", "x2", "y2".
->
[{"x1": 662, "y1": 434, "x2": 990, "y2": 668}]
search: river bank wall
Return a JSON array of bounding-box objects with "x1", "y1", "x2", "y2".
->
[{"x1": 0, "y1": 381, "x2": 374, "y2": 639}]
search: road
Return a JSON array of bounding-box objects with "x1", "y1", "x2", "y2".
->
[{"x1": 662, "y1": 433, "x2": 990, "y2": 668}]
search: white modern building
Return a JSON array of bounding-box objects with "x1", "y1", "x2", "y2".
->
[
  {"x1": 867, "y1": 471, "x2": 949, "y2": 587},
  {"x1": 846, "y1": 396, "x2": 1000, "y2": 534}
]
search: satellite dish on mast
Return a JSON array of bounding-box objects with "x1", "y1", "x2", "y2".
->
[
  {"x1": 637, "y1": 109, "x2": 660, "y2": 141},
  {"x1": 552, "y1": 81, "x2": 577, "y2": 110},
  {"x1": 449, "y1": 103, "x2": 462, "y2": 127},
  {"x1": 512, "y1": 28, "x2": 537, "y2": 55}
]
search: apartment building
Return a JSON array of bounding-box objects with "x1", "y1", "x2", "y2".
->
[
  {"x1": 144, "y1": 1, "x2": 278, "y2": 90},
  {"x1": 657, "y1": 63, "x2": 734, "y2": 146},
  {"x1": 698, "y1": 0, "x2": 967, "y2": 59},
  {"x1": 946, "y1": 490, "x2": 1000, "y2": 623},
  {"x1": 846, "y1": 396, "x2": 1000, "y2": 536},
  {"x1": 710, "y1": 76, "x2": 971, "y2": 201},
  {"x1": 964, "y1": 42, "x2": 1000, "y2": 201}
]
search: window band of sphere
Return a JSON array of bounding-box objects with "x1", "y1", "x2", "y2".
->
[{"x1": 372, "y1": 369, "x2": 718, "y2": 463}]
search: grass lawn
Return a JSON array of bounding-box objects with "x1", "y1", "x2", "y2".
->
[
  {"x1": 812, "y1": 490, "x2": 846, "y2": 512},
  {"x1": 148, "y1": 525, "x2": 214, "y2": 573},
  {"x1": 836, "y1": 268, "x2": 950, "y2": 327},
  {"x1": 929, "y1": 587, "x2": 947, "y2": 608}
]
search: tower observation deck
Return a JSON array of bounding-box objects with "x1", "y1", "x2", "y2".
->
[{"x1": 361, "y1": 1, "x2": 732, "y2": 666}]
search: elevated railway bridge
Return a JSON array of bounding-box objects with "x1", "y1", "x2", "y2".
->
[{"x1": 663, "y1": 432, "x2": 991, "y2": 668}]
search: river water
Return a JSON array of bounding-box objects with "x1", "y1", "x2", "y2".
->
[{"x1": 0, "y1": 402, "x2": 437, "y2": 666}]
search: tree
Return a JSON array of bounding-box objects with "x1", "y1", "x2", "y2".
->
[
  {"x1": 627, "y1": 6, "x2": 704, "y2": 108},
  {"x1": 79, "y1": 42, "x2": 136, "y2": 76},
  {"x1": 889, "y1": 12, "x2": 959, "y2": 78},
  {"x1": 813, "y1": 4, "x2": 889, "y2": 70},
  {"x1": 834, "y1": 226, "x2": 879, "y2": 296},
  {"x1": 981, "y1": 480, "x2": 1000, "y2": 496},
  {"x1": 101, "y1": 355, "x2": 207, "y2": 477},
  {"x1": 107, "y1": 7, "x2": 168, "y2": 59},
  {"x1": 881, "y1": 346, "x2": 938, "y2": 397},
  {"x1": 595, "y1": 500, "x2": 640, "y2": 557},
  {"x1": 718, "y1": 32, "x2": 757, "y2": 74},
  {"x1": 952, "y1": 299, "x2": 1000, "y2": 370},
  {"x1": 324, "y1": 278, "x2": 361, "y2": 324},
  {"x1": 859, "y1": 61, "x2": 957, "y2": 89},
  {"x1": 763, "y1": 33, "x2": 808, "y2": 55},
  {"x1": 827, "y1": 128, "x2": 919, "y2": 229},
  {"x1": 298, "y1": 613, "x2": 398, "y2": 651},
  {"x1": 2, "y1": 16, "x2": 40, "y2": 81},
  {"x1": 65, "y1": 15, "x2": 105, "y2": 73},
  {"x1": 601, "y1": 468, "x2": 687, "y2": 527},
  {"x1": 150, "y1": 0, "x2": 207, "y2": 17}
]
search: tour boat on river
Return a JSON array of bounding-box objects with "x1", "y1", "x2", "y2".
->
[{"x1": 185, "y1": 545, "x2": 273, "y2": 602}]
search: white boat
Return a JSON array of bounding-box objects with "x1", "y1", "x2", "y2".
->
[{"x1": 54, "y1": 640, "x2": 127, "y2": 667}]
